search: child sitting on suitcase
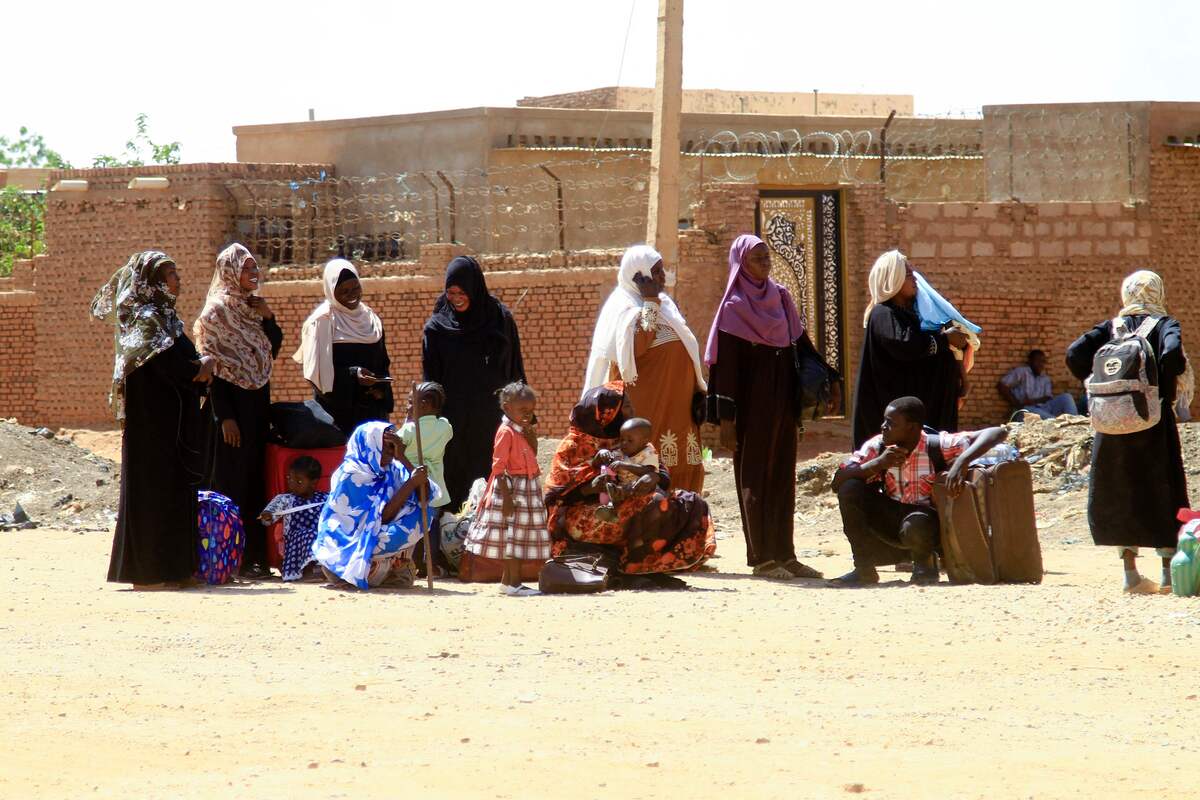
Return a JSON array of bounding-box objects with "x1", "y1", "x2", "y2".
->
[
  {"x1": 259, "y1": 456, "x2": 328, "y2": 581},
  {"x1": 400, "y1": 382, "x2": 454, "y2": 576},
  {"x1": 591, "y1": 417, "x2": 662, "y2": 524},
  {"x1": 828, "y1": 396, "x2": 1008, "y2": 587}
]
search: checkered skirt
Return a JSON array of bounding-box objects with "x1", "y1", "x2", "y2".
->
[{"x1": 465, "y1": 475, "x2": 551, "y2": 561}]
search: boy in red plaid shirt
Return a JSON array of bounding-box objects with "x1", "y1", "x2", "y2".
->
[{"x1": 829, "y1": 396, "x2": 1008, "y2": 586}]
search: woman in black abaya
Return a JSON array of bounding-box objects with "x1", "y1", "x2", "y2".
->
[
  {"x1": 92, "y1": 251, "x2": 215, "y2": 589},
  {"x1": 422, "y1": 256, "x2": 526, "y2": 509},
  {"x1": 852, "y1": 250, "x2": 967, "y2": 448},
  {"x1": 194, "y1": 243, "x2": 283, "y2": 577},
  {"x1": 1067, "y1": 269, "x2": 1191, "y2": 593}
]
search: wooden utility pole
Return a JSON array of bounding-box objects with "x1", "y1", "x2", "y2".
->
[{"x1": 646, "y1": 0, "x2": 683, "y2": 270}]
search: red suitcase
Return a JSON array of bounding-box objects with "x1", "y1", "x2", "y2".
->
[{"x1": 262, "y1": 444, "x2": 345, "y2": 569}]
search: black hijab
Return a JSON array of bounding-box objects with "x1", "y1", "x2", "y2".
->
[{"x1": 427, "y1": 256, "x2": 506, "y2": 340}]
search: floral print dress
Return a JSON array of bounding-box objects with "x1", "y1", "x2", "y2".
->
[{"x1": 312, "y1": 422, "x2": 440, "y2": 590}]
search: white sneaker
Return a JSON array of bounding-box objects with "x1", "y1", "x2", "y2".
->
[{"x1": 501, "y1": 584, "x2": 540, "y2": 597}]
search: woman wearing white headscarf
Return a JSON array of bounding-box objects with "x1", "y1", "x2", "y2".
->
[
  {"x1": 851, "y1": 250, "x2": 969, "y2": 447},
  {"x1": 1067, "y1": 269, "x2": 1191, "y2": 594},
  {"x1": 294, "y1": 259, "x2": 392, "y2": 435},
  {"x1": 583, "y1": 245, "x2": 708, "y2": 492}
]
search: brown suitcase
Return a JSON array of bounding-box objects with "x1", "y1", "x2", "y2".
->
[
  {"x1": 456, "y1": 551, "x2": 544, "y2": 583},
  {"x1": 932, "y1": 471, "x2": 997, "y2": 585},
  {"x1": 982, "y1": 460, "x2": 1044, "y2": 583}
]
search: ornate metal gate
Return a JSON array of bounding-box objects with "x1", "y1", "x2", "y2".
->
[{"x1": 756, "y1": 189, "x2": 846, "y2": 405}]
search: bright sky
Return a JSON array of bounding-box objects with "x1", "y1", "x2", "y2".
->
[{"x1": 4, "y1": 0, "x2": 1197, "y2": 166}]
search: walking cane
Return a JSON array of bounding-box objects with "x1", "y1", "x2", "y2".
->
[{"x1": 411, "y1": 380, "x2": 434, "y2": 590}]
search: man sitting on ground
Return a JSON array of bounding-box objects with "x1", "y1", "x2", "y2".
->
[
  {"x1": 829, "y1": 396, "x2": 1009, "y2": 587},
  {"x1": 998, "y1": 349, "x2": 1078, "y2": 420}
]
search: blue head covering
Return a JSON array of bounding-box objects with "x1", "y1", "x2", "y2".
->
[
  {"x1": 914, "y1": 271, "x2": 981, "y2": 335},
  {"x1": 312, "y1": 421, "x2": 437, "y2": 589}
]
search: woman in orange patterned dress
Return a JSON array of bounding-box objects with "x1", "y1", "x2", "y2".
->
[
  {"x1": 582, "y1": 246, "x2": 707, "y2": 493},
  {"x1": 544, "y1": 382, "x2": 714, "y2": 590}
]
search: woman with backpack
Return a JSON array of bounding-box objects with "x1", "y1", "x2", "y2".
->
[{"x1": 1066, "y1": 270, "x2": 1194, "y2": 594}]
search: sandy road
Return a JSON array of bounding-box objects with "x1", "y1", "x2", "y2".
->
[{"x1": 2, "y1": 501, "x2": 1197, "y2": 799}]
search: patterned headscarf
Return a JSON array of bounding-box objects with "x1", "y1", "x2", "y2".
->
[
  {"x1": 1118, "y1": 269, "x2": 1194, "y2": 411},
  {"x1": 90, "y1": 250, "x2": 184, "y2": 420},
  {"x1": 546, "y1": 382, "x2": 629, "y2": 508},
  {"x1": 193, "y1": 243, "x2": 274, "y2": 390},
  {"x1": 1119, "y1": 269, "x2": 1169, "y2": 318}
]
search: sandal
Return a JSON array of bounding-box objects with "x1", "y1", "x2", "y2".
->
[
  {"x1": 782, "y1": 559, "x2": 823, "y2": 579},
  {"x1": 751, "y1": 561, "x2": 795, "y2": 580}
]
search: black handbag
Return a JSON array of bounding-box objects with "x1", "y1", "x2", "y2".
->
[
  {"x1": 792, "y1": 334, "x2": 834, "y2": 422},
  {"x1": 691, "y1": 390, "x2": 707, "y2": 426},
  {"x1": 268, "y1": 400, "x2": 347, "y2": 448},
  {"x1": 538, "y1": 554, "x2": 610, "y2": 594}
]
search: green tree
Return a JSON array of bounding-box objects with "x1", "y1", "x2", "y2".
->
[
  {"x1": 92, "y1": 113, "x2": 182, "y2": 168},
  {"x1": 0, "y1": 126, "x2": 71, "y2": 169},
  {"x1": 0, "y1": 126, "x2": 70, "y2": 275},
  {"x1": 1, "y1": 116, "x2": 183, "y2": 275}
]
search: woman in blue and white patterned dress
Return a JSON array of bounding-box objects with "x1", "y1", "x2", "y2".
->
[{"x1": 313, "y1": 421, "x2": 438, "y2": 590}]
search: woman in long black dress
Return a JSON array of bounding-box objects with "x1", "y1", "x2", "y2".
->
[
  {"x1": 422, "y1": 256, "x2": 525, "y2": 509},
  {"x1": 294, "y1": 259, "x2": 392, "y2": 435},
  {"x1": 851, "y1": 250, "x2": 967, "y2": 447},
  {"x1": 704, "y1": 234, "x2": 836, "y2": 580},
  {"x1": 91, "y1": 251, "x2": 214, "y2": 589},
  {"x1": 194, "y1": 243, "x2": 283, "y2": 577},
  {"x1": 1066, "y1": 269, "x2": 1192, "y2": 593}
]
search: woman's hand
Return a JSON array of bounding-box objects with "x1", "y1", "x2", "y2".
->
[
  {"x1": 405, "y1": 465, "x2": 429, "y2": 493},
  {"x1": 355, "y1": 367, "x2": 379, "y2": 386},
  {"x1": 945, "y1": 330, "x2": 969, "y2": 350},
  {"x1": 719, "y1": 419, "x2": 737, "y2": 452},
  {"x1": 221, "y1": 418, "x2": 241, "y2": 448},
  {"x1": 193, "y1": 355, "x2": 215, "y2": 385},
  {"x1": 246, "y1": 295, "x2": 274, "y2": 320}
]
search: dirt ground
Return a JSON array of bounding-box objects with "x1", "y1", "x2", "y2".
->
[{"x1": 3, "y1": 421, "x2": 1199, "y2": 799}]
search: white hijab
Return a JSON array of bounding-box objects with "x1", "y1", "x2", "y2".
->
[
  {"x1": 582, "y1": 245, "x2": 707, "y2": 396},
  {"x1": 293, "y1": 259, "x2": 384, "y2": 394},
  {"x1": 863, "y1": 249, "x2": 907, "y2": 327}
]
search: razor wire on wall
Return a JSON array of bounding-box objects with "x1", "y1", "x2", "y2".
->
[{"x1": 224, "y1": 107, "x2": 1145, "y2": 267}]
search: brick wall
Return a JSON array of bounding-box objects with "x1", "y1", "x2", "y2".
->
[
  {"x1": 261, "y1": 260, "x2": 617, "y2": 437},
  {"x1": 33, "y1": 163, "x2": 330, "y2": 425},
  {"x1": 0, "y1": 289, "x2": 38, "y2": 422},
  {"x1": 8, "y1": 158, "x2": 619, "y2": 429},
  {"x1": 9, "y1": 150, "x2": 1200, "y2": 444},
  {"x1": 678, "y1": 179, "x2": 1184, "y2": 435},
  {"x1": 893, "y1": 199, "x2": 1157, "y2": 426}
]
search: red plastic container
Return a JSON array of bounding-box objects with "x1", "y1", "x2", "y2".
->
[{"x1": 262, "y1": 443, "x2": 345, "y2": 569}]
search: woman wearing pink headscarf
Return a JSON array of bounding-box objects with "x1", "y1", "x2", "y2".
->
[{"x1": 705, "y1": 234, "x2": 840, "y2": 580}]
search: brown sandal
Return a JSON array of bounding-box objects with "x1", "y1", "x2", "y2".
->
[{"x1": 782, "y1": 559, "x2": 823, "y2": 579}]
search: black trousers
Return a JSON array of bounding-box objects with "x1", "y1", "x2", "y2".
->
[{"x1": 836, "y1": 478, "x2": 939, "y2": 568}]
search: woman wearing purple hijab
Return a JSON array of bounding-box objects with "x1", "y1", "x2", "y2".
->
[{"x1": 705, "y1": 235, "x2": 840, "y2": 580}]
